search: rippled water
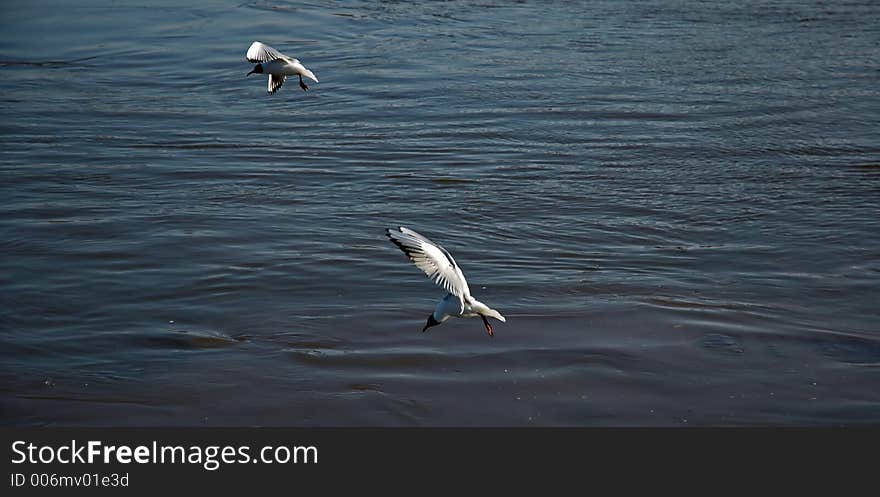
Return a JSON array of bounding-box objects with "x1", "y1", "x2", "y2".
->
[{"x1": 1, "y1": 0, "x2": 879, "y2": 426}]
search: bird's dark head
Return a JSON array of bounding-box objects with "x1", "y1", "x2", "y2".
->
[
  {"x1": 247, "y1": 64, "x2": 263, "y2": 76},
  {"x1": 422, "y1": 314, "x2": 441, "y2": 333}
]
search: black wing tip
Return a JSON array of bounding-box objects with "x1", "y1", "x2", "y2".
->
[
  {"x1": 385, "y1": 227, "x2": 422, "y2": 260},
  {"x1": 385, "y1": 226, "x2": 407, "y2": 239},
  {"x1": 385, "y1": 226, "x2": 447, "y2": 262},
  {"x1": 386, "y1": 233, "x2": 409, "y2": 252}
]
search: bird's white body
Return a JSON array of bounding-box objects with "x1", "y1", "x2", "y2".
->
[
  {"x1": 386, "y1": 226, "x2": 505, "y2": 336},
  {"x1": 246, "y1": 41, "x2": 318, "y2": 94},
  {"x1": 262, "y1": 58, "x2": 313, "y2": 77},
  {"x1": 433, "y1": 292, "x2": 504, "y2": 323}
]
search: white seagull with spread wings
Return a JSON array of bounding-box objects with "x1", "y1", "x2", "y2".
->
[
  {"x1": 246, "y1": 41, "x2": 318, "y2": 94},
  {"x1": 386, "y1": 226, "x2": 506, "y2": 337}
]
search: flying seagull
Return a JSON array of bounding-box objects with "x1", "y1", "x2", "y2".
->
[
  {"x1": 386, "y1": 226, "x2": 506, "y2": 337},
  {"x1": 246, "y1": 41, "x2": 318, "y2": 94}
]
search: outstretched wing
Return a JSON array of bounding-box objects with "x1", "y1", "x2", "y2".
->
[
  {"x1": 386, "y1": 226, "x2": 471, "y2": 300},
  {"x1": 247, "y1": 41, "x2": 285, "y2": 63}
]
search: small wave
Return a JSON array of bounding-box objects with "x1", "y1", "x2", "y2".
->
[
  {"x1": 700, "y1": 333, "x2": 745, "y2": 355},
  {"x1": 646, "y1": 297, "x2": 748, "y2": 311},
  {"x1": 141, "y1": 329, "x2": 245, "y2": 350},
  {"x1": 383, "y1": 174, "x2": 479, "y2": 185},
  {"x1": 129, "y1": 142, "x2": 249, "y2": 150},
  {"x1": 0, "y1": 55, "x2": 98, "y2": 68}
]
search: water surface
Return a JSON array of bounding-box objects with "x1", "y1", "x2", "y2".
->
[{"x1": 1, "y1": 0, "x2": 879, "y2": 426}]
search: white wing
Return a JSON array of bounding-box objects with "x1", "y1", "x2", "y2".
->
[
  {"x1": 386, "y1": 226, "x2": 471, "y2": 300},
  {"x1": 247, "y1": 41, "x2": 286, "y2": 63}
]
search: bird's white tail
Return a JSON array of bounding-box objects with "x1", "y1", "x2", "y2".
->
[
  {"x1": 296, "y1": 64, "x2": 319, "y2": 83},
  {"x1": 483, "y1": 308, "x2": 506, "y2": 323},
  {"x1": 471, "y1": 299, "x2": 506, "y2": 322}
]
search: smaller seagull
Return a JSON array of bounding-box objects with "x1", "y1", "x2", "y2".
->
[
  {"x1": 246, "y1": 41, "x2": 318, "y2": 94},
  {"x1": 386, "y1": 226, "x2": 506, "y2": 337}
]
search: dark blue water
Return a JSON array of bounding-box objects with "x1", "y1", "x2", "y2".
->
[{"x1": 1, "y1": 0, "x2": 879, "y2": 426}]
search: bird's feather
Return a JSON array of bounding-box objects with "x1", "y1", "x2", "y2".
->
[
  {"x1": 292, "y1": 61, "x2": 319, "y2": 83},
  {"x1": 247, "y1": 41, "x2": 285, "y2": 63},
  {"x1": 268, "y1": 74, "x2": 286, "y2": 94},
  {"x1": 386, "y1": 226, "x2": 471, "y2": 300}
]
